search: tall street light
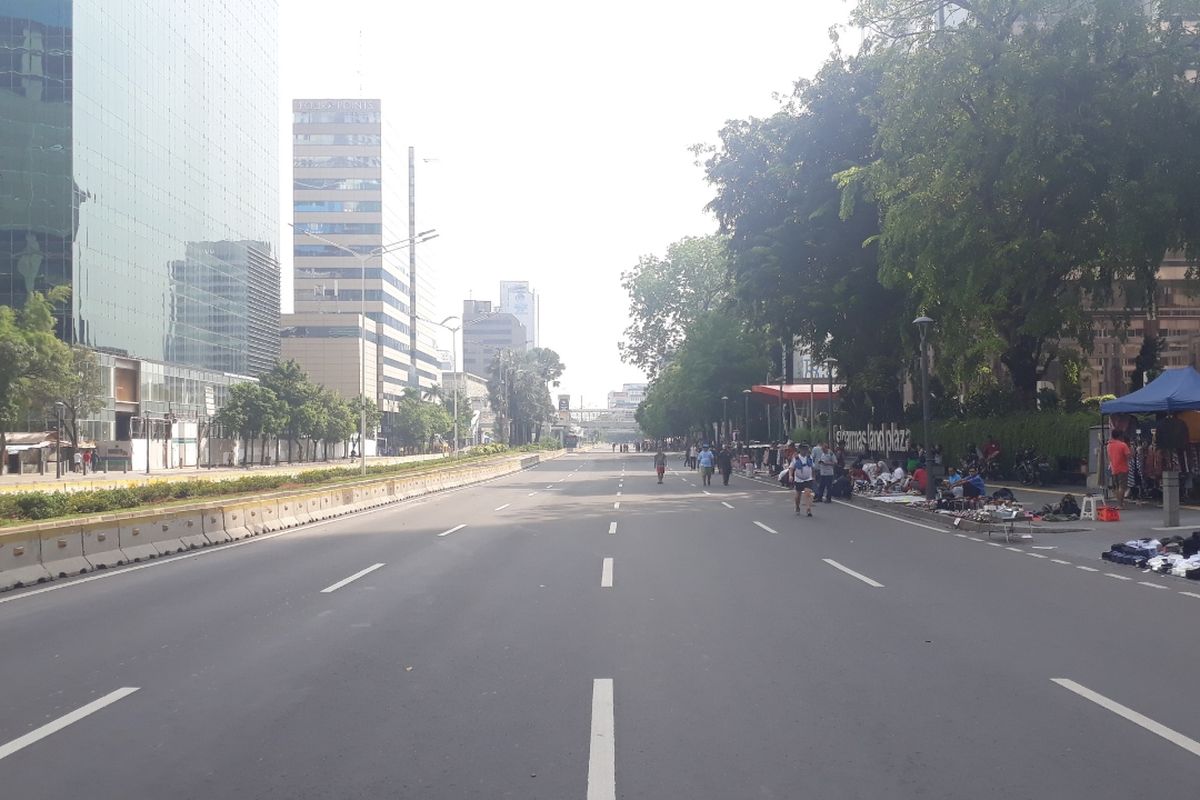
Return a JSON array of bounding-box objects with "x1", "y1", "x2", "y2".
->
[
  {"x1": 823, "y1": 357, "x2": 838, "y2": 446},
  {"x1": 914, "y1": 315, "x2": 935, "y2": 501},
  {"x1": 742, "y1": 388, "x2": 751, "y2": 446},
  {"x1": 428, "y1": 315, "x2": 462, "y2": 456},
  {"x1": 721, "y1": 395, "x2": 729, "y2": 444},
  {"x1": 293, "y1": 225, "x2": 438, "y2": 475}
]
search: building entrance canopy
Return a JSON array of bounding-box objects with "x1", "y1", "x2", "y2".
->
[{"x1": 751, "y1": 384, "x2": 844, "y2": 401}]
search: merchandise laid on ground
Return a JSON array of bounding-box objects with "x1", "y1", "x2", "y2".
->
[{"x1": 1102, "y1": 534, "x2": 1200, "y2": 580}]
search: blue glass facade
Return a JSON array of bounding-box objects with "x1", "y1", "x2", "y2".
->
[{"x1": 0, "y1": 0, "x2": 280, "y2": 376}]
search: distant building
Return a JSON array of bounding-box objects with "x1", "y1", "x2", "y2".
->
[
  {"x1": 442, "y1": 371, "x2": 494, "y2": 444},
  {"x1": 289, "y1": 97, "x2": 439, "y2": 412},
  {"x1": 461, "y1": 299, "x2": 526, "y2": 379},
  {"x1": 499, "y1": 280, "x2": 539, "y2": 348},
  {"x1": 607, "y1": 383, "x2": 647, "y2": 410}
]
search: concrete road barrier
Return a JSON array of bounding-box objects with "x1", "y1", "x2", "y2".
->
[
  {"x1": 221, "y1": 505, "x2": 252, "y2": 540},
  {"x1": 38, "y1": 524, "x2": 92, "y2": 578},
  {"x1": 277, "y1": 499, "x2": 302, "y2": 528},
  {"x1": 120, "y1": 519, "x2": 162, "y2": 561},
  {"x1": 259, "y1": 501, "x2": 281, "y2": 532},
  {"x1": 174, "y1": 511, "x2": 209, "y2": 550},
  {"x1": 80, "y1": 519, "x2": 128, "y2": 568},
  {"x1": 201, "y1": 508, "x2": 232, "y2": 545},
  {"x1": 0, "y1": 530, "x2": 50, "y2": 589}
]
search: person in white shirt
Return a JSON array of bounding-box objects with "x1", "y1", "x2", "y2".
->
[
  {"x1": 885, "y1": 460, "x2": 906, "y2": 491},
  {"x1": 790, "y1": 443, "x2": 816, "y2": 516}
]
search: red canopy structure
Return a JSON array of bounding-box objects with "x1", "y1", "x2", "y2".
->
[{"x1": 751, "y1": 383, "x2": 843, "y2": 401}]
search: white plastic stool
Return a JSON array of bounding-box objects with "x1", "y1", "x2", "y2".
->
[{"x1": 1080, "y1": 495, "x2": 1100, "y2": 521}]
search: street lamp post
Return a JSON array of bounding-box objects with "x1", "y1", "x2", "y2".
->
[
  {"x1": 294, "y1": 226, "x2": 438, "y2": 475},
  {"x1": 742, "y1": 388, "x2": 751, "y2": 446},
  {"x1": 914, "y1": 315, "x2": 935, "y2": 501},
  {"x1": 721, "y1": 395, "x2": 729, "y2": 444},
  {"x1": 54, "y1": 401, "x2": 64, "y2": 479},
  {"x1": 823, "y1": 357, "x2": 838, "y2": 446},
  {"x1": 436, "y1": 315, "x2": 462, "y2": 456},
  {"x1": 778, "y1": 375, "x2": 786, "y2": 441}
]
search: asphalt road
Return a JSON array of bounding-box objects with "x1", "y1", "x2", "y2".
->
[{"x1": 0, "y1": 450, "x2": 1197, "y2": 799}]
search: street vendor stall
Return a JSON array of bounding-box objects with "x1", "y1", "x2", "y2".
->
[{"x1": 1100, "y1": 367, "x2": 1200, "y2": 526}]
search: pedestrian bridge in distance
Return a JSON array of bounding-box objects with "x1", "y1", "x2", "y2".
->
[{"x1": 560, "y1": 408, "x2": 640, "y2": 442}]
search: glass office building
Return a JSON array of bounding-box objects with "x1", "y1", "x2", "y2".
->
[{"x1": 0, "y1": 0, "x2": 280, "y2": 377}]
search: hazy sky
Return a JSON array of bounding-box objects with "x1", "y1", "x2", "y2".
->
[{"x1": 279, "y1": 0, "x2": 856, "y2": 406}]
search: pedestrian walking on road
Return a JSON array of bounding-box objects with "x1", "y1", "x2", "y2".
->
[
  {"x1": 654, "y1": 448, "x2": 667, "y2": 483},
  {"x1": 717, "y1": 445, "x2": 733, "y2": 486},
  {"x1": 791, "y1": 443, "x2": 815, "y2": 516},
  {"x1": 815, "y1": 440, "x2": 836, "y2": 503},
  {"x1": 698, "y1": 445, "x2": 716, "y2": 486}
]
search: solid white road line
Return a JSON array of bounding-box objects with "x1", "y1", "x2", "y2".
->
[
  {"x1": 822, "y1": 558, "x2": 885, "y2": 588},
  {"x1": 1077, "y1": 565, "x2": 1100, "y2": 572},
  {"x1": 1052, "y1": 678, "x2": 1200, "y2": 758},
  {"x1": 608, "y1": 522, "x2": 617, "y2": 534},
  {"x1": 1005, "y1": 547, "x2": 1023, "y2": 553},
  {"x1": 0, "y1": 687, "x2": 140, "y2": 761},
  {"x1": 721, "y1": 501, "x2": 734, "y2": 509},
  {"x1": 588, "y1": 679, "x2": 616, "y2": 800},
  {"x1": 613, "y1": 501, "x2": 620, "y2": 510},
  {"x1": 753, "y1": 521, "x2": 778, "y2": 534},
  {"x1": 601, "y1": 557, "x2": 614, "y2": 588},
  {"x1": 832, "y1": 498, "x2": 947, "y2": 533},
  {"x1": 1104, "y1": 573, "x2": 1132, "y2": 581},
  {"x1": 968, "y1": 536, "x2": 984, "y2": 542},
  {"x1": 1026, "y1": 553, "x2": 1048, "y2": 559},
  {"x1": 1138, "y1": 581, "x2": 1169, "y2": 590},
  {"x1": 437, "y1": 524, "x2": 468, "y2": 538},
  {"x1": 320, "y1": 563, "x2": 385, "y2": 593},
  {"x1": 494, "y1": 503, "x2": 511, "y2": 511},
  {"x1": 1180, "y1": 591, "x2": 1200, "y2": 599}
]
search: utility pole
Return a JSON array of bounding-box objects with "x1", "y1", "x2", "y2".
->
[{"x1": 408, "y1": 146, "x2": 419, "y2": 388}]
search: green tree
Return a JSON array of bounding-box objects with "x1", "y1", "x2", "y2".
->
[
  {"x1": 392, "y1": 396, "x2": 453, "y2": 453},
  {"x1": 845, "y1": 0, "x2": 1200, "y2": 405},
  {"x1": 442, "y1": 389, "x2": 474, "y2": 448},
  {"x1": 348, "y1": 396, "x2": 382, "y2": 453},
  {"x1": 56, "y1": 346, "x2": 104, "y2": 459},
  {"x1": 0, "y1": 292, "x2": 72, "y2": 474},
  {"x1": 635, "y1": 312, "x2": 770, "y2": 438},
  {"x1": 487, "y1": 347, "x2": 565, "y2": 444},
  {"x1": 618, "y1": 235, "x2": 729, "y2": 379},
  {"x1": 318, "y1": 390, "x2": 356, "y2": 460},
  {"x1": 216, "y1": 382, "x2": 287, "y2": 466},
  {"x1": 701, "y1": 55, "x2": 909, "y2": 424},
  {"x1": 260, "y1": 360, "x2": 320, "y2": 462}
]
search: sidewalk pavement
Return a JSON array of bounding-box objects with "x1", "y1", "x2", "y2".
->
[{"x1": 0, "y1": 452, "x2": 448, "y2": 494}]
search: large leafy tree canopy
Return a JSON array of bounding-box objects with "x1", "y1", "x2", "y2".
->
[
  {"x1": 843, "y1": 0, "x2": 1200, "y2": 402},
  {"x1": 487, "y1": 347, "x2": 566, "y2": 444},
  {"x1": 618, "y1": 235, "x2": 729, "y2": 379},
  {"x1": 701, "y1": 55, "x2": 909, "y2": 422}
]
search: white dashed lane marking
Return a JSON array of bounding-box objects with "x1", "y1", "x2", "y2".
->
[
  {"x1": 1053, "y1": 678, "x2": 1200, "y2": 759},
  {"x1": 753, "y1": 521, "x2": 778, "y2": 534}
]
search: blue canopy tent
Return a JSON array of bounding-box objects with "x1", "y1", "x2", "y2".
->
[
  {"x1": 1100, "y1": 367, "x2": 1200, "y2": 414},
  {"x1": 1099, "y1": 367, "x2": 1200, "y2": 525}
]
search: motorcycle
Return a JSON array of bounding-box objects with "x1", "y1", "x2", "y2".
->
[{"x1": 1015, "y1": 447, "x2": 1050, "y2": 486}]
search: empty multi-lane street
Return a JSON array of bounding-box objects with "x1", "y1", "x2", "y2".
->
[{"x1": 1, "y1": 450, "x2": 1197, "y2": 799}]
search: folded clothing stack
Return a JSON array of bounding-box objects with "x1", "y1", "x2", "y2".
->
[{"x1": 1102, "y1": 536, "x2": 1200, "y2": 579}]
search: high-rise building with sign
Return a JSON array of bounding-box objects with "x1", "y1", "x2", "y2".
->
[{"x1": 499, "y1": 280, "x2": 539, "y2": 348}]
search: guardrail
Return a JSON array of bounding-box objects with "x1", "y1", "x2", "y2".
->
[{"x1": 0, "y1": 450, "x2": 566, "y2": 591}]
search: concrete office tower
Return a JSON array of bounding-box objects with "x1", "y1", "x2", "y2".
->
[
  {"x1": 499, "y1": 280, "x2": 539, "y2": 348},
  {"x1": 461, "y1": 299, "x2": 526, "y2": 379},
  {"x1": 285, "y1": 98, "x2": 439, "y2": 415},
  {"x1": 0, "y1": 1, "x2": 279, "y2": 454}
]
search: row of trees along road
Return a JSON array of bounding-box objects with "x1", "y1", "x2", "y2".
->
[
  {"x1": 486, "y1": 347, "x2": 565, "y2": 445},
  {"x1": 0, "y1": 289, "x2": 104, "y2": 474},
  {"x1": 629, "y1": 0, "x2": 1200, "y2": 439}
]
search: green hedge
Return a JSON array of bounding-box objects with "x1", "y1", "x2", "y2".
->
[
  {"x1": 929, "y1": 412, "x2": 1093, "y2": 473},
  {"x1": 0, "y1": 444, "x2": 558, "y2": 523}
]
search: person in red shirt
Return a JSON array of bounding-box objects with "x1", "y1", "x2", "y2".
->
[
  {"x1": 913, "y1": 463, "x2": 928, "y2": 495},
  {"x1": 1106, "y1": 429, "x2": 1132, "y2": 508},
  {"x1": 981, "y1": 435, "x2": 1002, "y2": 473}
]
